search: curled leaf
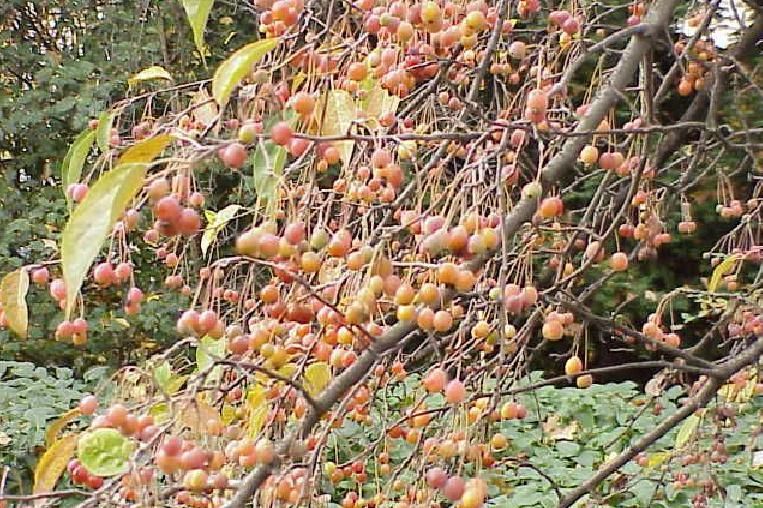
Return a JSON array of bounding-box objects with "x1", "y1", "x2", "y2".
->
[
  {"x1": 34, "y1": 434, "x2": 78, "y2": 494},
  {"x1": 77, "y1": 428, "x2": 133, "y2": 477},
  {"x1": 128, "y1": 66, "x2": 173, "y2": 87},
  {"x1": 708, "y1": 254, "x2": 741, "y2": 293},
  {"x1": 213, "y1": 38, "x2": 279, "y2": 106},
  {"x1": 45, "y1": 408, "x2": 81, "y2": 448},
  {"x1": 0, "y1": 269, "x2": 29, "y2": 338},
  {"x1": 320, "y1": 90, "x2": 356, "y2": 164},
  {"x1": 96, "y1": 111, "x2": 115, "y2": 152}
]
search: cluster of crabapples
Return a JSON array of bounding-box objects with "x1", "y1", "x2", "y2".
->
[{"x1": 674, "y1": 31, "x2": 720, "y2": 97}]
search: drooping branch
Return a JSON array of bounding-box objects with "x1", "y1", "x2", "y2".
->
[{"x1": 223, "y1": 0, "x2": 680, "y2": 503}]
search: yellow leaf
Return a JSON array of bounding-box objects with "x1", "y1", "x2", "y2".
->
[
  {"x1": 117, "y1": 134, "x2": 173, "y2": 165},
  {"x1": 320, "y1": 90, "x2": 356, "y2": 164},
  {"x1": 708, "y1": 254, "x2": 741, "y2": 293},
  {"x1": 213, "y1": 38, "x2": 279, "y2": 106},
  {"x1": 61, "y1": 163, "x2": 147, "y2": 317},
  {"x1": 362, "y1": 80, "x2": 400, "y2": 122},
  {"x1": 304, "y1": 362, "x2": 331, "y2": 396},
  {"x1": 128, "y1": 66, "x2": 173, "y2": 87},
  {"x1": 192, "y1": 89, "x2": 219, "y2": 128},
  {"x1": 45, "y1": 408, "x2": 81, "y2": 448},
  {"x1": 645, "y1": 451, "x2": 670, "y2": 469},
  {"x1": 33, "y1": 434, "x2": 78, "y2": 494},
  {"x1": 0, "y1": 269, "x2": 29, "y2": 338},
  {"x1": 675, "y1": 414, "x2": 701, "y2": 448},
  {"x1": 180, "y1": 395, "x2": 222, "y2": 434},
  {"x1": 278, "y1": 362, "x2": 298, "y2": 378},
  {"x1": 291, "y1": 72, "x2": 307, "y2": 94},
  {"x1": 245, "y1": 384, "x2": 269, "y2": 438},
  {"x1": 221, "y1": 404, "x2": 237, "y2": 425}
]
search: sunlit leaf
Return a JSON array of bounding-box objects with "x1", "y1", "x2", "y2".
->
[
  {"x1": 191, "y1": 89, "x2": 219, "y2": 129},
  {"x1": 708, "y1": 254, "x2": 741, "y2": 293},
  {"x1": 0, "y1": 269, "x2": 29, "y2": 338},
  {"x1": 61, "y1": 129, "x2": 96, "y2": 204},
  {"x1": 153, "y1": 361, "x2": 187, "y2": 395},
  {"x1": 181, "y1": 0, "x2": 215, "y2": 58},
  {"x1": 45, "y1": 408, "x2": 81, "y2": 448},
  {"x1": 128, "y1": 66, "x2": 173, "y2": 87},
  {"x1": 77, "y1": 428, "x2": 133, "y2": 476},
  {"x1": 196, "y1": 335, "x2": 225, "y2": 370},
  {"x1": 117, "y1": 134, "x2": 172, "y2": 165},
  {"x1": 675, "y1": 414, "x2": 700, "y2": 448},
  {"x1": 201, "y1": 204, "x2": 242, "y2": 257},
  {"x1": 304, "y1": 362, "x2": 331, "y2": 396},
  {"x1": 149, "y1": 403, "x2": 170, "y2": 424},
  {"x1": 320, "y1": 90, "x2": 356, "y2": 164},
  {"x1": 212, "y1": 38, "x2": 279, "y2": 106},
  {"x1": 362, "y1": 80, "x2": 400, "y2": 123},
  {"x1": 96, "y1": 111, "x2": 115, "y2": 152},
  {"x1": 61, "y1": 163, "x2": 147, "y2": 317},
  {"x1": 245, "y1": 384, "x2": 269, "y2": 438},
  {"x1": 33, "y1": 434, "x2": 78, "y2": 494}
]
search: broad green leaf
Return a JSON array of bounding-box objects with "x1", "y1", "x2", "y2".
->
[
  {"x1": 0, "y1": 269, "x2": 29, "y2": 338},
  {"x1": 708, "y1": 254, "x2": 741, "y2": 292},
  {"x1": 77, "y1": 428, "x2": 134, "y2": 476},
  {"x1": 320, "y1": 90, "x2": 356, "y2": 163},
  {"x1": 153, "y1": 361, "x2": 188, "y2": 395},
  {"x1": 304, "y1": 362, "x2": 331, "y2": 396},
  {"x1": 61, "y1": 163, "x2": 147, "y2": 317},
  {"x1": 245, "y1": 384, "x2": 269, "y2": 438},
  {"x1": 212, "y1": 38, "x2": 279, "y2": 106},
  {"x1": 128, "y1": 65, "x2": 173, "y2": 87},
  {"x1": 33, "y1": 434, "x2": 78, "y2": 493},
  {"x1": 181, "y1": 0, "x2": 215, "y2": 57},
  {"x1": 201, "y1": 204, "x2": 242, "y2": 257},
  {"x1": 118, "y1": 134, "x2": 172, "y2": 165},
  {"x1": 252, "y1": 140, "x2": 286, "y2": 217},
  {"x1": 675, "y1": 414, "x2": 700, "y2": 448},
  {"x1": 61, "y1": 129, "x2": 96, "y2": 203},
  {"x1": 96, "y1": 111, "x2": 115, "y2": 152},
  {"x1": 45, "y1": 408, "x2": 81, "y2": 448}
]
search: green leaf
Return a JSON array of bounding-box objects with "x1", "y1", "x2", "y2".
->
[
  {"x1": 196, "y1": 335, "x2": 226, "y2": 372},
  {"x1": 117, "y1": 134, "x2": 172, "y2": 165},
  {"x1": 201, "y1": 204, "x2": 242, "y2": 257},
  {"x1": 708, "y1": 254, "x2": 741, "y2": 293},
  {"x1": 77, "y1": 428, "x2": 133, "y2": 476},
  {"x1": 128, "y1": 66, "x2": 173, "y2": 87},
  {"x1": 0, "y1": 269, "x2": 29, "y2": 338},
  {"x1": 304, "y1": 362, "x2": 332, "y2": 396},
  {"x1": 34, "y1": 434, "x2": 78, "y2": 493},
  {"x1": 153, "y1": 361, "x2": 187, "y2": 395},
  {"x1": 321, "y1": 90, "x2": 356, "y2": 164},
  {"x1": 212, "y1": 38, "x2": 279, "y2": 106},
  {"x1": 61, "y1": 163, "x2": 147, "y2": 317},
  {"x1": 675, "y1": 414, "x2": 700, "y2": 449},
  {"x1": 181, "y1": 0, "x2": 215, "y2": 58},
  {"x1": 252, "y1": 140, "x2": 286, "y2": 217},
  {"x1": 61, "y1": 129, "x2": 96, "y2": 203},
  {"x1": 96, "y1": 111, "x2": 115, "y2": 152}
]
